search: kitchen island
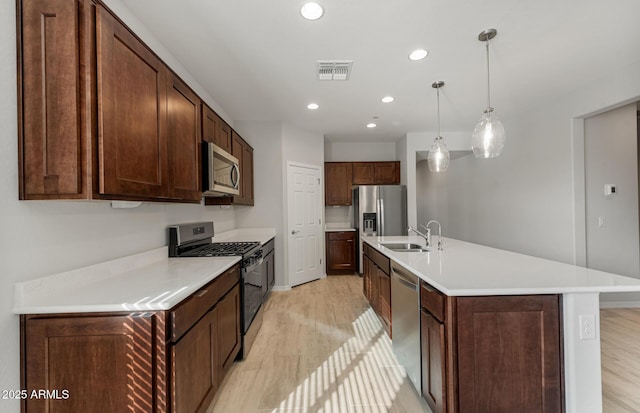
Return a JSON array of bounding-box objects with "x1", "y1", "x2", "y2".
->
[{"x1": 362, "y1": 235, "x2": 640, "y2": 413}]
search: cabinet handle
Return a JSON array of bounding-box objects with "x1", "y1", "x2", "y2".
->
[{"x1": 194, "y1": 289, "x2": 208, "y2": 298}]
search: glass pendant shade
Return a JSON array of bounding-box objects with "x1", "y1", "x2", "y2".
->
[
  {"x1": 428, "y1": 80, "x2": 449, "y2": 172},
  {"x1": 471, "y1": 109, "x2": 505, "y2": 158},
  {"x1": 472, "y1": 28, "x2": 505, "y2": 159},
  {"x1": 427, "y1": 137, "x2": 450, "y2": 172}
]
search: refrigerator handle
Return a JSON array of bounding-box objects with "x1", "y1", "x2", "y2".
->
[{"x1": 378, "y1": 198, "x2": 384, "y2": 236}]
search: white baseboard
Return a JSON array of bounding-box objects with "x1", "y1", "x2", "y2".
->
[
  {"x1": 599, "y1": 300, "x2": 640, "y2": 309},
  {"x1": 270, "y1": 285, "x2": 292, "y2": 292}
]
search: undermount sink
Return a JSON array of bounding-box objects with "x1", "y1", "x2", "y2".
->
[{"x1": 381, "y1": 243, "x2": 429, "y2": 252}]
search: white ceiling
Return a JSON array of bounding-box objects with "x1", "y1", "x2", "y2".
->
[{"x1": 118, "y1": 0, "x2": 640, "y2": 142}]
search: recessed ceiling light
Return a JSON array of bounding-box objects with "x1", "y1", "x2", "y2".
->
[
  {"x1": 300, "y1": 2, "x2": 324, "y2": 20},
  {"x1": 366, "y1": 123, "x2": 377, "y2": 128},
  {"x1": 381, "y1": 96, "x2": 394, "y2": 103},
  {"x1": 307, "y1": 103, "x2": 319, "y2": 110},
  {"x1": 409, "y1": 49, "x2": 429, "y2": 61}
]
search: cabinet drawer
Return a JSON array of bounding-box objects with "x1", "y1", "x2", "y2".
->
[
  {"x1": 421, "y1": 281, "x2": 445, "y2": 323},
  {"x1": 171, "y1": 264, "x2": 240, "y2": 342},
  {"x1": 327, "y1": 231, "x2": 355, "y2": 241},
  {"x1": 366, "y1": 246, "x2": 390, "y2": 275}
]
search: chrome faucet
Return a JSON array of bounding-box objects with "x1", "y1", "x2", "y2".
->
[
  {"x1": 408, "y1": 226, "x2": 430, "y2": 247},
  {"x1": 422, "y1": 220, "x2": 443, "y2": 250}
]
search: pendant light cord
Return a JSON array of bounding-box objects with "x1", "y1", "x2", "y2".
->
[
  {"x1": 436, "y1": 86, "x2": 441, "y2": 139},
  {"x1": 485, "y1": 38, "x2": 491, "y2": 111}
]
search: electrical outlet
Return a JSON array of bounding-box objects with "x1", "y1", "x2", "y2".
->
[{"x1": 579, "y1": 314, "x2": 596, "y2": 340}]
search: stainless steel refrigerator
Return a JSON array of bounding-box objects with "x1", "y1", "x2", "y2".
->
[{"x1": 353, "y1": 185, "x2": 408, "y2": 273}]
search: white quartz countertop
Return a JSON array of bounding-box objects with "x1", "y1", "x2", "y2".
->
[
  {"x1": 13, "y1": 227, "x2": 276, "y2": 314},
  {"x1": 363, "y1": 235, "x2": 640, "y2": 296},
  {"x1": 325, "y1": 223, "x2": 356, "y2": 232}
]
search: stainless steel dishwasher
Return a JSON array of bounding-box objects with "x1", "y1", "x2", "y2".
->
[{"x1": 391, "y1": 262, "x2": 421, "y2": 393}]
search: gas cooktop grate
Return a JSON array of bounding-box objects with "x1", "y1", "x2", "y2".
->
[{"x1": 182, "y1": 241, "x2": 261, "y2": 257}]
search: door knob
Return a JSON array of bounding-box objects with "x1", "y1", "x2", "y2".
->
[{"x1": 291, "y1": 230, "x2": 300, "y2": 234}]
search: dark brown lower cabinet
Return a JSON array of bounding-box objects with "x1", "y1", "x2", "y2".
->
[
  {"x1": 172, "y1": 308, "x2": 218, "y2": 413},
  {"x1": 362, "y1": 246, "x2": 391, "y2": 336},
  {"x1": 326, "y1": 231, "x2": 356, "y2": 275},
  {"x1": 21, "y1": 266, "x2": 242, "y2": 413},
  {"x1": 421, "y1": 309, "x2": 446, "y2": 413},
  {"x1": 419, "y1": 291, "x2": 564, "y2": 413},
  {"x1": 456, "y1": 295, "x2": 563, "y2": 413},
  {"x1": 22, "y1": 313, "x2": 166, "y2": 412}
]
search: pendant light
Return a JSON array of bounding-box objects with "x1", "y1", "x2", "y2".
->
[
  {"x1": 471, "y1": 28, "x2": 505, "y2": 158},
  {"x1": 427, "y1": 81, "x2": 450, "y2": 172}
]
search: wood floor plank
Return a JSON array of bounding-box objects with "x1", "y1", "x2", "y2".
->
[
  {"x1": 601, "y1": 308, "x2": 640, "y2": 413},
  {"x1": 208, "y1": 275, "x2": 428, "y2": 413}
]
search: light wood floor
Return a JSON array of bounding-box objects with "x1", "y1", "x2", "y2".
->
[
  {"x1": 208, "y1": 275, "x2": 428, "y2": 413},
  {"x1": 601, "y1": 308, "x2": 640, "y2": 413},
  {"x1": 207, "y1": 276, "x2": 640, "y2": 413}
]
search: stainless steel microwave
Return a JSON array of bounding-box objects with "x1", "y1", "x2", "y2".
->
[{"x1": 202, "y1": 142, "x2": 240, "y2": 196}]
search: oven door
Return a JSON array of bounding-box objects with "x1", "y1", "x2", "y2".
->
[
  {"x1": 202, "y1": 142, "x2": 240, "y2": 196},
  {"x1": 242, "y1": 254, "x2": 264, "y2": 334}
]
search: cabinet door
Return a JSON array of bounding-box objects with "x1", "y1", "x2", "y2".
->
[
  {"x1": 167, "y1": 75, "x2": 201, "y2": 201},
  {"x1": 326, "y1": 232, "x2": 356, "y2": 274},
  {"x1": 24, "y1": 314, "x2": 160, "y2": 412},
  {"x1": 217, "y1": 283, "x2": 241, "y2": 380},
  {"x1": 97, "y1": 7, "x2": 168, "y2": 198},
  {"x1": 379, "y1": 268, "x2": 391, "y2": 334},
  {"x1": 202, "y1": 104, "x2": 231, "y2": 153},
  {"x1": 457, "y1": 295, "x2": 563, "y2": 413},
  {"x1": 19, "y1": 0, "x2": 84, "y2": 199},
  {"x1": 363, "y1": 255, "x2": 371, "y2": 300},
  {"x1": 218, "y1": 121, "x2": 232, "y2": 153},
  {"x1": 241, "y1": 143, "x2": 254, "y2": 205},
  {"x1": 325, "y1": 163, "x2": 353, "y2": 205},
  {"x1": 352, "y1": 162, "x2": 375, "y2": 185},
  {"x1": 421, "y1": 309, "x2": 446, "y2": 413},
  {"x1": 172, "y1": 308, "x2": 218, "y2": 413},
  {"x1": 374, "y1": 161, "x2": 400, "y2": 184}
]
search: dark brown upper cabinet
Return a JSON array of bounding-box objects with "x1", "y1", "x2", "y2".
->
[
  {"x1": 352, "y1": 162, "x2": 400, "y2": 185},
  {"x1": 325, "y1": 162, "x2": 353, "y2": 206},
  {"x1": 325, "y1": 161, "x2": 400, "y2": 205},
  {"x1": 166, "y1": 75, "x2": 202, "y2": 201},
  {"x1": 202, "y1": 103, "x2": 232, "y2": 153},
  {"x1": 18, "y1": 0, "x2": 202, "y2": 203}
]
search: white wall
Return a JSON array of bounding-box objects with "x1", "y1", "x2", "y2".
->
[
  {"x1": 234, "y1": 121, "x2": 286, "y2": 286},
  {"x1": 324, "y1": 141, "x2": 396, "y2": 161},
  {"x1": 412, "y1": 59, "x2": 640, "y2": 286},
  {"x1": 0, "y1": 3, "x2": 237, "y2": 411},
  {"x1": 585, "y1": 103, "x2": 639, "y2": 277}
]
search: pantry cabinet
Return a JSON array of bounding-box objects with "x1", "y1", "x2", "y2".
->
[
  {"x1": 18, "y1": 0, "x2": 202, "y2": 203},
  {"x1": 21, "y1": 264, "x2": 242, "y2": 413}
]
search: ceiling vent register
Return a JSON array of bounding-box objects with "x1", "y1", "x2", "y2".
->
[{"x1": 316, "y1": 60, "x2": 353, "y2": 80}]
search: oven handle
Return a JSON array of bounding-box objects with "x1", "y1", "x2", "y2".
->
[{"x1": 243, "y1": 256, "x2": 264, "y2": 273}]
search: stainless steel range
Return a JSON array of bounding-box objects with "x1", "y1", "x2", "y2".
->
[{"x1": 169, "y1": 222, "x2": 264, "y2": 359}]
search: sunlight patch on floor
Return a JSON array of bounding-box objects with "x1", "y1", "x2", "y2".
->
[{"x1": 266, "y1": 308, "x2": 407, "y2": 412}]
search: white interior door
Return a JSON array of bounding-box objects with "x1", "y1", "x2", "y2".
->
[{"x1": 287, "y1": 163, "x2": 322, "y2": 287}]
